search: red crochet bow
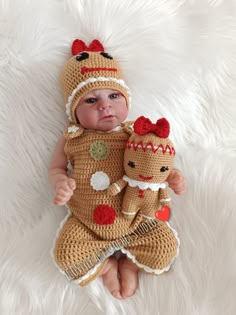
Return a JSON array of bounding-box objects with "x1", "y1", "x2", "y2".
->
[
  {"x1": 133, "y1": 116, "x2": 170, "y2": 138},
  {"x1": 71, "y1": 39, "x2": 104, "y2": 55}
]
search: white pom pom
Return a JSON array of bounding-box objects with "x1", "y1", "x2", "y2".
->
[{"x1": 90, "y1": 171, "x2": 110, "y2": 191}]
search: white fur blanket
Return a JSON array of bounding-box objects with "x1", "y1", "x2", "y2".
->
[{"x1": 1, "y1": 0, "x2": 236, "y2": 314}]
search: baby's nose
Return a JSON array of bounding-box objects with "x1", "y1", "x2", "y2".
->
[{"x1": 98, "y1": 100, "x2": 111, "y2": 110}]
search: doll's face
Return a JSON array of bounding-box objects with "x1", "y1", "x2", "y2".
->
[
  {"x1": 124, "y1": 135, "x2": 175, "y2": 183},
  {"x1": 75, "y1": 88, "x2": 128, "y2": 131}
]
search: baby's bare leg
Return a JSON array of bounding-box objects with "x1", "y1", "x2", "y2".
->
[
  {"x1": 118, "y1": 257, "x2": 139, "y2": 298},
  {"x1": 101, "y1": 257, "x2": 122, "y2": 299}
]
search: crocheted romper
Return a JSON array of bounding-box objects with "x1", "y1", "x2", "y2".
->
[{"x1": 53, "y1": 124, "x2": 179, "y2": 286}]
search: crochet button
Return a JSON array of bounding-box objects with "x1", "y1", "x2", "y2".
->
[{"x1": 89, "y1": 141, "x2": 110, "y2": 161}]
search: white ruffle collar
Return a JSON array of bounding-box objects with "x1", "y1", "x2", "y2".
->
[{"x1": 123, "y1": 175, "x2": 168, "y2": 191}]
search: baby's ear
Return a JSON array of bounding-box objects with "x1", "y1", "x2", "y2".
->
[
  {"x1": 122, "y1": 121, "x2": 134, "y2": 135},
  {"x1": 64, "y1": 123, "x2": 84, "y2": 139}
]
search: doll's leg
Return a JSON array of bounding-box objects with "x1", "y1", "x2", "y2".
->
[
  {"x1": 122, "y1": 219, "x2": 179, "y2": 273},
  {"x1": 53, "y1": 214, "x2": 111, "y2": 285}
]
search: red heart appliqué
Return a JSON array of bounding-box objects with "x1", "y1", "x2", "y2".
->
[{"x1": 155, "y1": 206, "x2": 170, "y2": 221}]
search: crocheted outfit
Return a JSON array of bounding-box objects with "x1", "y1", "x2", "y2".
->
[{"x1": 52, "y1": 39, "x2": 179, "y2": 285}]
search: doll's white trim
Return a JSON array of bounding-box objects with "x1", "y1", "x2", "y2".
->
[
  {"x1": 123, "y1": 175, "x2": 168, "y2": 191},
  {"x1": 141, "y1": 214, "x2": 155, "y2": 219},
  {"x1": 122, "y1": 210, "x2": 137, "y2": 215},
  {"x1": 113, "y1": 183, "x2": 121, "y2": 193},
  {"x1": 160, "y1": 198, "x2": 171, "y2": 202},
  {"x1": 66, "y1": 77, "x2": 131, "y2": 122},
  {"x1": 120, "y1": 221, "x2": 180, "y2": 275}
]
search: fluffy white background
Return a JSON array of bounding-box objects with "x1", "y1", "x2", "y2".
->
[{"x1": 0, "y1": 0, "x2": 236, "y2": 314}]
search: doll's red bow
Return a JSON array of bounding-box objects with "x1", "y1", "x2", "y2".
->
[
  {"x1": 133, "y1": 116, "x2": 170, "y2": 138},
  {"x1": 71, "y1": 39, "x2": 104, "y2": 55}
]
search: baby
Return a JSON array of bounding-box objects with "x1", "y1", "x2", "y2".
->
[{"x1": 49, "y1": 39, "x2": 186, "y2": 299}]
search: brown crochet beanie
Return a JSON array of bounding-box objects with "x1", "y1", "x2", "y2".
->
[{"x1": 61, "y1": 39, "x2": 131, "y2": 123}]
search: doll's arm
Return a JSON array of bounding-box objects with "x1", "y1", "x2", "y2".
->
[
  {"x1": 159, "y1": 188, "x2": 172, "y2": 208},
  {"x1": 107, "y1": 178, "x2": 127, "y2": 196},
  {"x1": 48, "y1": 135, "x2": 76, "y2": 206},
  {"x1": 167, "y1": 168, "x2": 186, "y2": 195}
]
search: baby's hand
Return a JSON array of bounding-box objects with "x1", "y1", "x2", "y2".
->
[
  {"x1": 167, "y1": 169, "x2": 187, "y2": 195},
  {"x1": 54, "y1": 177, "x2": 76, "y2": 206}
]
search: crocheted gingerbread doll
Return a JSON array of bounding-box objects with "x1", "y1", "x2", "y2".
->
[{"x1": 108, "y1": 116, "x2": 176, "y2": 221}]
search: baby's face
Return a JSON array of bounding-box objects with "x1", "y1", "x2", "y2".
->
[{"x1": 75, "y1": 88, "x2": 128, "y2": 131}]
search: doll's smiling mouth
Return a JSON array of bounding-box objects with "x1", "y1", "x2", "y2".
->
[
  {"x1": 81, "y1": 67, "x2": 117, "y2": 74},
  {"x1": 139, "y1": 175, "x2": 154, "y2": 181}
]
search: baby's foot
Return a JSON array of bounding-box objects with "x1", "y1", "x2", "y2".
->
[
  {"x1": 118, "y1": 257, "x2": 139, "y2": 298},
  {"x1": 101, "y1": 257, "x2": 122, "y2": 299}
]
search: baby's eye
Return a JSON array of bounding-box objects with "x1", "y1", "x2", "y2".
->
[
  {"x1": 85, "y1": 97, "x2": 97, "y2": 104},
  {"x1": 128, "y1": 161, "x2": 136, "y2": 168},
  {"x1": 109, "y1": 93, "x2": 119, "y2": 99},
  {"x1": 76, "y1": 52, "x2": 89, "y2": 61},
  {"x1": 100, "y1": 52, "x2": 113, "y2": 59},
  {"x1": 160, "y1": 166, "x2": 169, "y2": 172}
]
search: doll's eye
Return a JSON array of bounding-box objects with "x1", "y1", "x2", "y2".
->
[
  {"x1": 128, "y1": 161, "x2": 135, "y2": 168},
  {"x1": 76, "y1": 52, "x2": 89, "y2": 61},
  {"x1": 100, "y1": 52, "x2": 113, "y2": 59},
  {"x1": 160, "y1": 166, "x2": 169, "y2": 172}
]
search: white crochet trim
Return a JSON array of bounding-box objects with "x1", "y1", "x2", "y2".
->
[
  {"x1": 122, "y1": 210, "x2": 137, "y2": 215},
  {"x1": 66, "y1": 77, "x2": 131, "y2": 122},
  {"x1": 68, "y1": 125, "x2": 80, "y2": 133},
  {"x1": 74, "y1": 261, "x2": 104, "y2": 285},
  {"x1": 90, "y1": 171, "x2": 110, "y2": 191},
  {"x1": 113, "y1": 183, "x2": 121, "y2": 193},
  {"x1": 160, "y1": 198, "x2": 171, "y2": 202},
  {"x1": 120, "y1": 221, "x2": 180, "y2": 275},
  {"x1": 123, "y1": 175, "x2": 168, "y2": 191},
  {"x1": 141, "y1": 214, "x2": 155, "y2": 219},
  {"x1": 50, "y1": 208, "x2": 73, "y2": 279}
]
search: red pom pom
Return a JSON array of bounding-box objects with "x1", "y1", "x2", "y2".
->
[
  {"x1": 93, "y1": 205, "x2": 116, "y2": 225},
  {"x1": 133, "y1": 116, "x2": 152, "y2": 135},
  {"x1": 155, "y1": 118, "x2": 170, "y2": 138}
]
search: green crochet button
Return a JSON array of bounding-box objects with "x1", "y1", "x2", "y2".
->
[{"x1": 89, "y1": 141, "x2": 110, "y2": 161}]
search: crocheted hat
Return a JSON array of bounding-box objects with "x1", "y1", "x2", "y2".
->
[{"x1": 61, "y1": 39, "x2": 131, "y2": 123}]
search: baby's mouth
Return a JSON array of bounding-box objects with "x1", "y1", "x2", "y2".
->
[
  {"x1": 139, "y1": 175, "x2": 154, "y2": 181},
  {"x1": 101, "y1": 115, "x2": 114, "y2": 120}
]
